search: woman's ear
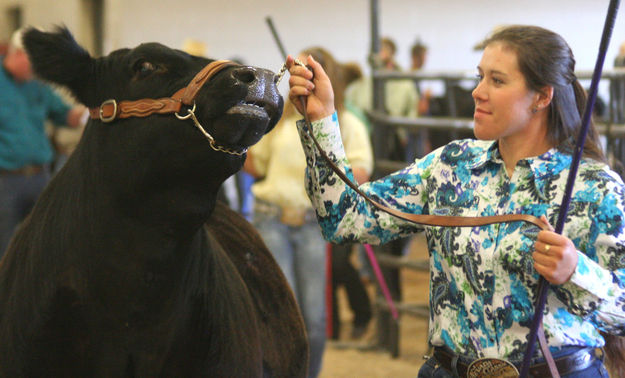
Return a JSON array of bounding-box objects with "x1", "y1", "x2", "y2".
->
[{"x1": 535, "y1": 86, "x2": 554, "y2": 111}]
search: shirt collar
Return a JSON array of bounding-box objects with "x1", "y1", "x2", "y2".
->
[
  {"x1": 467, "y1": 140, "x2": 572, "y2": 201},
  {"x1": 526, "y1": 148, "x2": 572, "y2": 200},
  {"x1": 464, "y1": 140, "x2": 497, "y2": 170}
]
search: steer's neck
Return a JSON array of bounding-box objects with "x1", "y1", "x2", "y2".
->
[{"x1": 39, "y1": 157, "x2": 216, "y2": 260}]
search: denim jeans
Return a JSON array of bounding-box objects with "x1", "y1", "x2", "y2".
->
[
  {"x1": 253, "y1": 210, "x2": 327, "y2": 378},
  {"x1": 418, "y1": 346, "x2": 609, "y2": 378},
  {"x1": 0, "y1": 169, "x2": 50, "y2": 257}
]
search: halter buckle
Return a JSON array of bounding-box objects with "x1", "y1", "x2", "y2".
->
[{"x1": 99, "y1": 99, "x2": 118, "y2": 123}]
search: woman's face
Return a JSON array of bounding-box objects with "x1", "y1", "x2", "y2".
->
[{"x1": 472, "y1": 42, "x2": 538, "y2": 141}]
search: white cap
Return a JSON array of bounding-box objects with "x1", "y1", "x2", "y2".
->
[{"x1": 8, "y1": 28, "x2": 25, "y2": 52}]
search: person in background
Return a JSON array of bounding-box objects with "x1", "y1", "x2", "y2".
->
[
  {"x1": 611, "y1": 41, "x2": 625, "y2": 125},
  {"x1": 0, "y1": 28, "x2": 86, "y2": 256},
  {"x1": 244, "y1": 47, "x2": 372, "y2": 377},
  {"x1": 378, "y1": 37, "x2": 400, "y2": 71},
  {"x1": 614, "y1": 41, "x2": 625, "y2": 67},
  {"x1": 342, "y1": 61, "x2": 370, "y2": 131},
  {"x1": 328, "y1": 60, "x2": 374, "y2": 341},
  {"x1": 345, "y1": 37, "x2": 420, "y2": 320},
  {"x1": 288, "y1": 25, "x2": 625, "y2": 377},
  {"x1": 408, "y1": 38, "x2": 434, "y2": 159},
  {"x1": 50, "y1": 106, "x2": 86, "y2": 173},
  {"x1": 410, "y1": 39, "x2": 427, "y2": 72},
  {"x1": 345, "y1": 36, "x2": 419, "y2": 128},
  {"x1": 410, "y1": 38, "x2": 432, "y2": 117}
]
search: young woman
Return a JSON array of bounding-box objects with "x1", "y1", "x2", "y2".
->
[{"x1": 287, "y1": 25, "x2": 625, "y2": 377}]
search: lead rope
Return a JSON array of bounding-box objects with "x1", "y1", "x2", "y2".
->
[{"x1": 280, "y1": 59, "x2": 402, "y2": 320}]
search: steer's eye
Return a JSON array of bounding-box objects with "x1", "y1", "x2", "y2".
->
[{"x1": 134, "y1": 60, "x2": 156, "y2": 78}]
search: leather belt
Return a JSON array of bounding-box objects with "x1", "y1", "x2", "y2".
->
[
  {"x1": 254, "y1": 199, "x2": 316, "y2": 227},
  {"x1": 0, "y1": 165, "x2": 44, "y2": 176},
  {"x1": 433, "y1": 346, "x2": 601, "y2": 377}
]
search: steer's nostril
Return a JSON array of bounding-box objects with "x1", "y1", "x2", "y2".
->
[{"x1": 232, "y1": 67, "x2": 257, "y2": 84}]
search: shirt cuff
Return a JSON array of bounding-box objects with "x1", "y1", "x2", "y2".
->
[
  {"x1": 296, "y1": 112, "x2": 347, "y2": 163},
  {"x1": 569, "y1": 251, "x2": 613, "y2": 299},
  {"x1": 559, "y1": 251, "x2": 610, "y2": 316}
]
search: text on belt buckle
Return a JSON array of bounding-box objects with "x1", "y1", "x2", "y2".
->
[{"x1": 467, "y1": 357, "x2": 519, "y2": 378}]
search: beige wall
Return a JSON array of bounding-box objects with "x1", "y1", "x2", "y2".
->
[
  {"x1": 1, "y1": 0, "x2": 624, "y2": 93},
  {"x1": 0, "y1": 0, "x2": 84, "y2": 48}
]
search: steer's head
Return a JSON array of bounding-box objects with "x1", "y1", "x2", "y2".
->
[{"x1": 22, "y1": 26, "x2": 283, "y2": 223}]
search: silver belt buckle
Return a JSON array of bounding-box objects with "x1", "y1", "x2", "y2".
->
[{"x1": 467, "y1": 357, "x2": 519, "y2": 377}]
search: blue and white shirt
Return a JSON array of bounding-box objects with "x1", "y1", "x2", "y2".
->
[{"x1": 297, "y1": 113, "x2": 625, "y2": 362}]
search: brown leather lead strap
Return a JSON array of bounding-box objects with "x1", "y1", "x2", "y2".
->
[
  {"x1": 538, "y1": 323, "x2": 561, "y2": 377},
  {"x1": 89, "y1": 60, "x2": 237, "y2": 123},
  {"x1": 301, "y1": 108, "x2": 548, "y2": 231},
  {"x1": 300, "y1": 101, "x2": 559, "y2": 376}
]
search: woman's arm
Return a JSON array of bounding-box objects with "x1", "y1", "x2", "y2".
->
[
  {"x1": 545, "y1": 169, "x2": 625, "y2": 334},
  {"x1": 289, "y1": 54, "x2": 430, "y2": 245}
]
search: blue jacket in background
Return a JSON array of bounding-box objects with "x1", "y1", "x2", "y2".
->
[{"x1": 0, "y1": 58, "x2": 71, "y2": 170}]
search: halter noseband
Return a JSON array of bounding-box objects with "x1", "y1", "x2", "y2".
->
[{"x1": 88, "y1": 60, "x2": 247, "y2": 155}]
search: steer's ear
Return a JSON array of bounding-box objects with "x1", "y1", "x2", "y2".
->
[{"x1": 22, "y1": 26, "x2": 96, "y2": 106}]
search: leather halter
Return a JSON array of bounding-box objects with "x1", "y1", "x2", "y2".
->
[{"x1": 88, "y1": 60, "x2": 237, "y2": 122}]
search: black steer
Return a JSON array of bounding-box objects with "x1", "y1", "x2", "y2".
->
[{"x1": 0, "y1": 26, "x2": 308, "y2": 377}]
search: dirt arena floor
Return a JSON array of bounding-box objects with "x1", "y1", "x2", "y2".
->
[{"x1": 319, "y1": 235, "x2": 430, "y2": 378}]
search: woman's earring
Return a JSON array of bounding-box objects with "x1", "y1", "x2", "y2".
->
[{"x1": 531, "y1": 106, "x2": 538, "y2": 114}]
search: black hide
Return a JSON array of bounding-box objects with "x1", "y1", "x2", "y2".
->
[{"x1": 0, "y1": 26, "x2": 308, "y2": 377}]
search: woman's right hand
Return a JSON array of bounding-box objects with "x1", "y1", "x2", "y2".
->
[{"x1": 287, "y1": 54, "x2": 336, "y2": 122}]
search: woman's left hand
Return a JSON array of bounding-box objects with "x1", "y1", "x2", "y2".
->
[
  {"x1": 286, "y1": 55, "x2": 335, "y2": 122},
  {"x1": 532, "y1": 215, "x2": 579, "y2": 284}
]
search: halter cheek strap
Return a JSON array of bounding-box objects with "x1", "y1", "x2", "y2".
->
[{"x1": 88, "y1": 60, "x2": 237, "y2": 123}]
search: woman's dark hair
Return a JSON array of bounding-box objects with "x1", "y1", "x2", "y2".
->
[{"x1": 482, "y1": 25, "x2": 606, "y2": 163}]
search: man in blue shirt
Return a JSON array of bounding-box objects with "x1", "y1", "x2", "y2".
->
[{"x1": 0, "y1": 29, "x2": 86, "y2": 255}]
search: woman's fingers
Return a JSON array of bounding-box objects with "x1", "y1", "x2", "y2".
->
[
  {"x1": 287, "y1": 55, "x2": 313, "y2": 79},
  {"x1": 286, "y1": 54, "x2": 335, "y2": 120},
  {"x1": 307, "y1": 55, "x2": 328, "y2": 83},
  {"x1": 532, "y1": 226, "x2": 578, "y2": 284},
  {"x1": 289, "y1": 75, "x2": 314, "y2": 92}
]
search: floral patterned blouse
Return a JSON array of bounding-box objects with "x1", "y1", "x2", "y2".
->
[{"x1": 296, "y1": 113, "x2": 625, "y2": 361}]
